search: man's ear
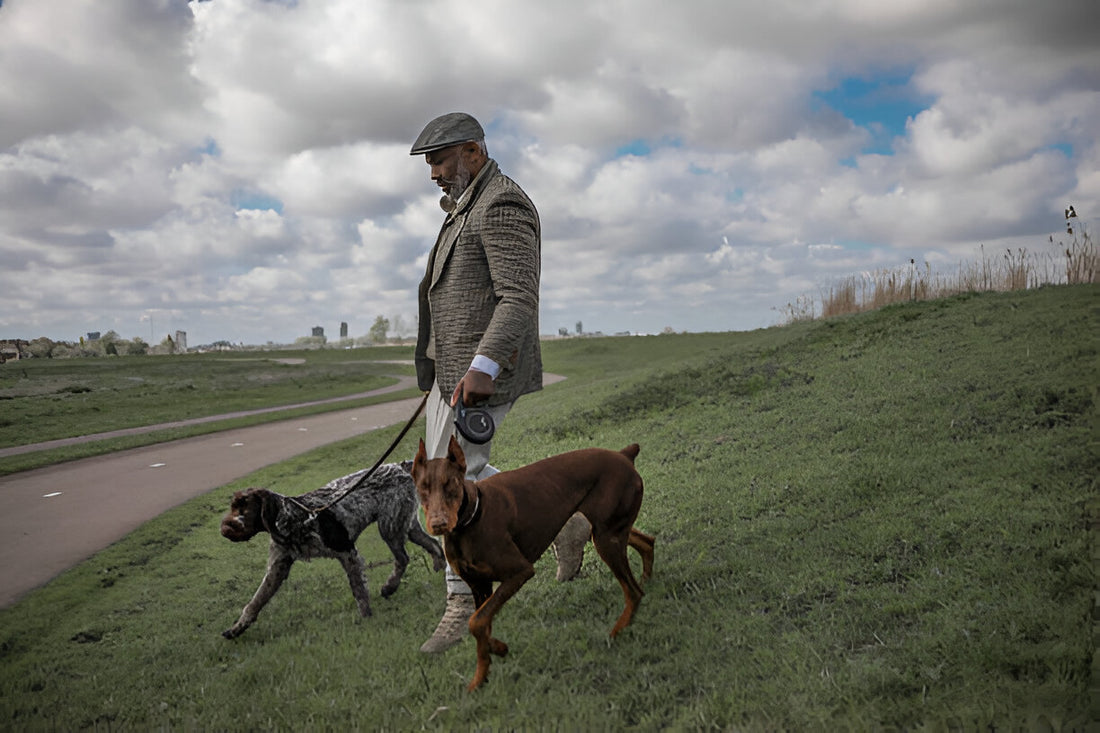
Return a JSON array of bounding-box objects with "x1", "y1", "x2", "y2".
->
[
  {"x1": 447, "y1": 434, "x2": 467, "y2": 476},
  {"x1": 459, "y1": 141, "x2": 486, "y2": 172}
]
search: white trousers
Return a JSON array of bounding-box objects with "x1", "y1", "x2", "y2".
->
[{"x1": 424, "y1": 382, "x2": 512, "y2": 593}]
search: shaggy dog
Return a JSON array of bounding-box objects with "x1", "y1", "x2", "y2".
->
[{"x1": 220, "y1": 463, "x2": 446, "y2": 639}]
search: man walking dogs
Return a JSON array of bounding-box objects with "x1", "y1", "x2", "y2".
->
[{"x1": 410, "y1": 112, "x2": 588, "y2": 653}]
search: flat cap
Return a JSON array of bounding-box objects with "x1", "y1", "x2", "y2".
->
[{"x1": 410, "y1": 112, "x2": 484, "y2": 155}]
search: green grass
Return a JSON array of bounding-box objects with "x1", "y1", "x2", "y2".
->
[
  {"x1": 0, "y1": 345, "x2": 421, "y2": 476},
  {"x1": 0, "y1": 345, "x2": 418, "y2": 446},
  {"x1": 0, "y1": 284, "x2": 1096, "y2": 730}
]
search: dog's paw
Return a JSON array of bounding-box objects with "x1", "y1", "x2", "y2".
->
[{"x1": 221, "y1": 627, "x2": 241, "y2": 640}]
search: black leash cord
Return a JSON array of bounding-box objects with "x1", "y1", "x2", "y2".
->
[{"x1": 288, "y1": 392, "x2": 429, "y2": 517}]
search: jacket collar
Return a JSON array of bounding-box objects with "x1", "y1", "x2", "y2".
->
[{"x1": 428, "y1": 159, "x2": 500, "y2": 291}]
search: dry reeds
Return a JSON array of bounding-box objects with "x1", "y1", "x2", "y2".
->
[
  {"x1": 1062, "y1": 234, "x2": 1097, "y2": 285},
  {"x1": 777, "y1": 294, "x2": 816, "y2": 323},
  {"x1": 788, "y1": 208, "x2": 1096, "y2": 324},
  {"x1": 819, "y1": 260, "x2": 933, "y2": 318}
]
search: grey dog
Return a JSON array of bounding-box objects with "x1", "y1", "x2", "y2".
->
[{"x1": 220, "y1": 463, "x2": 446, "y2": 639}]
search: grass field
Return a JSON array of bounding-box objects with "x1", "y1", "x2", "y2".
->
[
  {"x1": 0, "y1": 284, "x2": 1096, "y2": 730},
  {"x1": 0, "y1": 346, "x2": 424, "y2": 476}
]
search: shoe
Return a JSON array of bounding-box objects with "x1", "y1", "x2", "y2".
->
[
  {"x1": 552, "y1": 513, "x2": 591, "y2": 582},
  {"x1": 420, "y1": 593, "x2": 476, "y2": 653}
]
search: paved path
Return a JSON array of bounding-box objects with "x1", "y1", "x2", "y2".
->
[{"x1": 0, "y1": 374, "x2": 563, "y2": 609}]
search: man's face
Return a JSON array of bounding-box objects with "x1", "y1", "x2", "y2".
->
[{"x1": 425, "y1": 144, "x2": 473, "y2": 198}]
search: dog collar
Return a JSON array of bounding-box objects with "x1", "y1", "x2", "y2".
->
[{"x1": 456, "y1": 485, "x2": 482, "y2": 529}]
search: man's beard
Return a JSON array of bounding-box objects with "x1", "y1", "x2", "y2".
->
[{"x1": 447, "y1": 158, "x2": 473, "y2": 201}]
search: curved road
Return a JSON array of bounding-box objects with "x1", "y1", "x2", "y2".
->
[{"x1": 0, "y1": 374, "x2": 562, "y2": 608}]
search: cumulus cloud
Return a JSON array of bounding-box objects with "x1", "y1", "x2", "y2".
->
[
  {"x1": 0, "y1": 0, "x2": 203, "y2": 147},
  {"x1": 0, "y1": 0, "x2": 1096, "y2": 344}
]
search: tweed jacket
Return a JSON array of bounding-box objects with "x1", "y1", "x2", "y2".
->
[{"x1": 415, "y1": 160, "x2": 543, "y2": 406}]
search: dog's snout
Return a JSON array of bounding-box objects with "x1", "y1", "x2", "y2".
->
[
  {"x1": 426, "y1": 509, "x2": 453, "y2": 535},
  {"x1": 220, "y1": 514, "x2": 250, "y2": 541}
]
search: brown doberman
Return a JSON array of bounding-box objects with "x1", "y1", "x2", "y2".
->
[{"x1": 411, "y1": 435, "x2": 655, "y2": 691}]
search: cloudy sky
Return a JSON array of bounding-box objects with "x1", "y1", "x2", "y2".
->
[{"x1": 1, "y1": 0, "x2": 1097, "y2": 346}]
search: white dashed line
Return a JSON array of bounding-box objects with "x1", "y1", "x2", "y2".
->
[
  {"x1": 231, "y1": 442, "x2": 245, "y2": 447},
  {"x1": 149, "y1": 463, "x2": 166, "y2": 468},
  {"x1": 43, "y1": 492, "x2": 62, "y2": 498}
]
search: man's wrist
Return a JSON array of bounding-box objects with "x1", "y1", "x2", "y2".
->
[{"x1": 469, "y1": 354, "x2": 501, "y2": 380}]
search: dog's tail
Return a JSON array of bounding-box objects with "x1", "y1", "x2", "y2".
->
[{"x1": 620, "y1": 444, "x2": 640, "y2": 463}]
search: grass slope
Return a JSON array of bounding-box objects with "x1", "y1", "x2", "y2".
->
[{"x1": 0, "y1": 285, "x2": 1095, "y2": 730}]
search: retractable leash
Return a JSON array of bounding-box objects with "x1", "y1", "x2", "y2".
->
[
  {"x1": 287, "y1": 392, "x2": 430, "y2": 519},
  {"x1": 454, "y1": 385, "x2": 495, "y2": 445}
]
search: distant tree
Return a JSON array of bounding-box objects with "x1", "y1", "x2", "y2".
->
[
  {"x1": 127, "y1": 337, "x2": 149, "y2": 355},
  {"x1": 83, "y1": 330, "x2": 122, "y2": 356},
  {"x1": 27, "y1": 337, "x2": 55, "y2": 359},
  {"x1": 369, "y1": 315, "x2": 390, "y2": 344},
  {"x1": 51, "y1": 342, "x2": 76, "y2": 358}
]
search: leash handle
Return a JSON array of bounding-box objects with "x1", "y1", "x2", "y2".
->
[{"x1": 454, "y1": 384, "x2": 495, "y2": 445}]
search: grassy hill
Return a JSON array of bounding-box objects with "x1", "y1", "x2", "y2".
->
[{"x1": 1, "y1": 284, "x2": 1095, "y2": 730}]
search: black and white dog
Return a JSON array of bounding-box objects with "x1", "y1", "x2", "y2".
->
[{"x1": 220, "y1": 463, "x2": 446, "y2": 639}]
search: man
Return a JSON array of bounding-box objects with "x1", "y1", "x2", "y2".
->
[{"x1": 410, "y1": 112, "x2": 589, "y2": 653}]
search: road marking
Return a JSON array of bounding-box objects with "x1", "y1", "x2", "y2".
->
[
  {"x1": 298, "y1": 428, "x2": 308, "y2": 432},
  {"x1": 149, "y1": 463, "x2": 166, "y2": 468},
  {"x1": 231, "y1": 442, "x2": 245, "y2": 447},
  {"x1": 43, "y1": 492, "x2": 62, "y2": 498}
]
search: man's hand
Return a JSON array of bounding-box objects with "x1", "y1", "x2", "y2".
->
[{"x1": 451, "y1": 369, "x2": 495, "y2": 407}]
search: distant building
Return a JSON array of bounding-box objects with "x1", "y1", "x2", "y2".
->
[
  {"x1": 340, "y1": 321, "x2": 348, "y2": 339},
  {"x1": 0, "y1": 340, "x2": 24, "y2": 362},
  {"x1": 174, "y1": 330, "x2": 187, "y2": 353},
  {"x1": 87, "y1": 331, "x2": 101, "y2": 341},
  {"x1": 311, "y1": 326, "x2": 325, "y2": 339}
]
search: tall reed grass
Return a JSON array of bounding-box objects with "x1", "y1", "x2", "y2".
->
[{"x1": 781, "y1": 213, "x2": 1097, "y2": 323}]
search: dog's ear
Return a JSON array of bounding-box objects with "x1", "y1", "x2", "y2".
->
[
  {"x1": 447, "y1": 434, "x2": 467, "y2": 476},
  {"x1": 255, "y1": 489, "x2": 279, "y2": 535},
  {"x1": 412, "y1": 438, "x2": 428, "y2": 478}
]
